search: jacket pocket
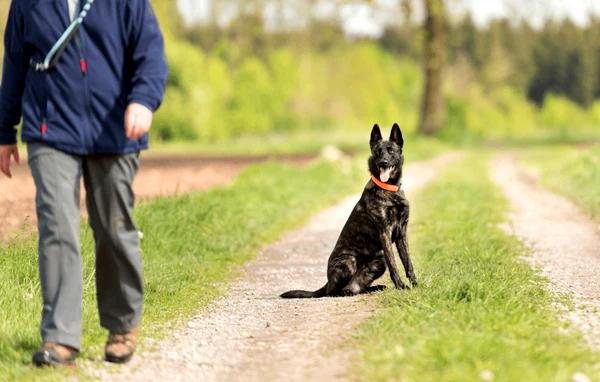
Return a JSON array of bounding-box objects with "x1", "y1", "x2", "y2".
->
[{"x1": 23, "y1": 68, "x2": 49, "y2": 136}]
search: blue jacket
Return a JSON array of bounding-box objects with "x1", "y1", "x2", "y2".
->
[{"x1": 0, "y1": 0, "x2": 168, "y2": 154}]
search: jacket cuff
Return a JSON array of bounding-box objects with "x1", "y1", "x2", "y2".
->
[
  {"x1": 0, "y1": 128, "x2": 17, "y2": 145},
  {"x1": 128, "y1": 94, "x2": 159, "y2": 113}
]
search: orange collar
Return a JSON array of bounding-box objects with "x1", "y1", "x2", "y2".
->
[{"x1": 371, "y1": 175, "x2": 399, "y2": 192}]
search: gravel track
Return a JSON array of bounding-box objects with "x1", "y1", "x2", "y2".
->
[
  {"x1": 87, "y1": 152, "x2": 461, "y2": 382},
  {"x1": 492, "y1": 154, "x2": 600, "y2": 350}
]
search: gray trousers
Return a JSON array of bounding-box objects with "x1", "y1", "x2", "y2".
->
[{"x1": 27, "y1": 142, "x2": 143, "y2": 350}]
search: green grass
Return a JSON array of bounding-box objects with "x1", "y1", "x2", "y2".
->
[
  {"x1": 352, "y1": 156, "x2": 600, "y2": 382},
  {"x1": 523, "y1": 144, "x2": 600, "y2": 220},
  {"x1": 0, "y1": 159, "x2": 368, "y2": 381},
  {"x1": 149, "y1": 130, "x2": 451, "y2": 162}
]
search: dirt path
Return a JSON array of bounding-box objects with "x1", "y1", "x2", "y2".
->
[
  {"x1": 492, "y1": 154, "x2": 600, "y2": 349},
  {"x1": 88, "y1": 152, "x2": 461, "y2": 382},
  {"x1": 0, "y1": 154, "x2": 312, "y2": 240}
]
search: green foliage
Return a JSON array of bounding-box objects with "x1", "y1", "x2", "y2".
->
[
  {"x1": 443, "y1": 85, "x2": 538, "y2": 142},
  {"x1": 153, "y1": 34, "x2": 237, "y2": 141},
  {"x1": 442, "y1": 16, "x2": 600, "y2": 108},
  {"x1": 353, "y1": 156, "x2": 600, "y2": 381},
  {"x1": 294, "y1": 44, "x2": 421, "y2": 132},
  {"x1": 0, "y1": 159, "x2": 365, "y2": 380},
  {"x1": 442, "y1": 78, "x2": 599, "y2": 143},
  {"x1": 540, "y1": 95, "x2": 598, "y2": 133},
  {"x1": 153, "y1": 35, "x2": 425, "y2": 141},
  {"x1": 147, "y1": 0, "x2": 431, "y2": 141},
  {"x1": 225, "y1": 57, "x2": 282, "y2": 135},
  {"x1": 526, "y1": 21, "x2": 597, "y2": 107},
  {"x1": 0, "y1": 1, "x2": 8, "y2": 73},
  {"x1": 150, "y1": 6, "x2": 599, "y2": 144},
  {"x1": 2, "y1": 0, "x2": 599, "y2": 142}
]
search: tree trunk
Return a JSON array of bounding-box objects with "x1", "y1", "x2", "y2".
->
[{"x1": 418, "y1": 0, "x2": 447, "y2": 135}]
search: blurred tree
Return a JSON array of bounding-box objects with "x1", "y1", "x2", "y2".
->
[
  {"x1": 185, "y1": 25, "x2": 224, "y2": 53},
  {"x1": 479, "y1": 21, "x2": 515, "y2": 91},
  {"x1": 499, "y1": 21, "x2": 535, "y2": 90},
  {"x1": 418, "y1": 0, "x2": 447, "y2": 135},
  {"x1": 379, "y1": 0, "x2": 419, "y2": 59},
  {"x1": 151, "y1": 0, "x2": 183, "y2": 37},
  {"x1": 527, "y1": 20, "x2": 597, "y2": 107},
  {"x1": 449, "y1": 14, "x2": 482, "y2": 68},
  {"x1": 307, "y1": 20, "x2": 346, "y2": 52},
  {"x1": 0, "y1": 0, "x2": 9, "y2": 73},
  {"x1": 587, "y1": 17, "x2": 600, "y2": 99},
  {"x1": 564, "y1": 45, "x2": 595, "y2": 107},
  {"x1": 226, "y1": 12, "x2": 269, "y2": 64},
  {"x1": 527, "y1": 24, "x2": 565, "y2": 105}
]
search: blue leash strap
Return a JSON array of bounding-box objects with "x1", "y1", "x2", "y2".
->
[{"x1": 30, "y1": 0, "x2": 95, "y2": 72}]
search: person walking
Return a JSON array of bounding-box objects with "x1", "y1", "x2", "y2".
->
[{"x1": 0, "y1": 0, "x2": 168, "y2": 366}]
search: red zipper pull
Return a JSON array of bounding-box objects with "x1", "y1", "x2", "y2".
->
[
  {"x1": 41, "y1": 121, "x2": 47, "y2": 134},
  {"x1": 80, "y1": 59, "x2": 87, "y2": 75}
]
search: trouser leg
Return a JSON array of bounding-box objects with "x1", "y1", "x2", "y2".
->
[
  {"x1": 83, "y1": 153, "x2": 143, "y2": 333},
  {"x1": 27, "y1": 143, "x2": 83, "y2": 350}
]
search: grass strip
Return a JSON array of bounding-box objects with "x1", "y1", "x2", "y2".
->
[
  {"x1": 150, "y1": 131, "x2": 450, "y2": 161},
  {"x1": 353, "y1": 155, "x2": 600, "y2": 382},
  {"x1": 523, "y1": 145, "x2": 600, "y2": 221},
  {"x1": 0, "y1": 159, "x2": 366, "y2": 381}
]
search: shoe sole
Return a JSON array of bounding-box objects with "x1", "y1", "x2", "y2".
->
[
  {"x1": 32, "y1": 353, "x2": 76, "y2": 368},
  {"x1": 105, "y1": 352, "x2": 134, "y2": 364}
]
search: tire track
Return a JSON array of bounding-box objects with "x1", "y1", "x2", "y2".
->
[{"x1": 492, "y1": 154, "x2": 600, "y2": 350}]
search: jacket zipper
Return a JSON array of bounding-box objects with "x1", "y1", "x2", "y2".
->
[
  {"x1": 41, "y1": 72, "x2": 49, "y2": 135},
  {"x1": 75, "y1": 31, "x2": 93, "y2": 149}
]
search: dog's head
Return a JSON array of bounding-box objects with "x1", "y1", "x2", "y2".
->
[{"x1": 368, "y1": 123, "x2": 404, "y2": 185}]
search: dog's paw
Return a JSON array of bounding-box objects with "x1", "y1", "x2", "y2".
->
[
  {"x1": 410, "y1": 278, "x2": 418, "y2": 288},
  {"x1": 390, "y1": 273, "x2": 407, "y2": 290},
  {"x1": 338, "y1": 289, "x2": 359, "y2": 297},
  {"x1": 364, "y1": 285, "x2": 387, "y2": 293},
  {"x1": 393, "y1": 281, "x2": 407, "y2": 290}
]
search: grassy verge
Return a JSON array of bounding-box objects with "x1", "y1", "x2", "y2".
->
[
  {"x1": 523, "y1": 144, "x2": 600, "y2": 220},
  {"x1": 149, "y1": 130, "x2": 451, "y2": 161},
  {"x1": 352, "y1": 156, "x2": 600, "y2": 381},
  {"x1": 0, "y1": 159, "x2": 367, "y2": 381}
]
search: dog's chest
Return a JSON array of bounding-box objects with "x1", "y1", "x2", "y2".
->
[{"x1": 371, "y1": 197, "x2": 406, "y2": 228}]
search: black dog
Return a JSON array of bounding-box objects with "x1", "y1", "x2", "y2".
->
[{"x1": 281, "y1": 123, "x2": 417, "y2": 298}]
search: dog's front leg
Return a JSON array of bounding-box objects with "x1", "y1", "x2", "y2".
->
[
  {"x1": 381, "y1": 233, "x2": 406, "y2": 289},
  {"x1": 396, "y1": 220, "x2": 417, "y2": 287}
]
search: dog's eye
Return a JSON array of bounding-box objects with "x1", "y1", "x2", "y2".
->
[{"x1": 387, "y1": 147, "x2": 394, "y2": 154}]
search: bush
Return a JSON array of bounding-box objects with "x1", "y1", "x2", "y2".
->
[
  {"x1": 540, "y1": 95, "x2": 586, "y2": 132},
  {"x1": 154, "y1": 39, "x2": 424, "y2": 141}
]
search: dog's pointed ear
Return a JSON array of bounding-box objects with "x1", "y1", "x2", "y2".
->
[
  {"x1": 370, "y1": 124, "x2": 382, "y2": 150},
  {"x1": 390, "y1": 123, "x2": 403, "y2": 148}
]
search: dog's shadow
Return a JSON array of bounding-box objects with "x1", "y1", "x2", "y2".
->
[
  {"x1": 363, "y1": 285, "x2": 387, "y2": 293},
  {"x1": 329, "y1": 284, "x2": 387, "y2": 297}
]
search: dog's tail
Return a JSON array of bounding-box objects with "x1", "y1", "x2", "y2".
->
[{"x1": 280, "y1": 283, "x2": 328, "y2": 299}]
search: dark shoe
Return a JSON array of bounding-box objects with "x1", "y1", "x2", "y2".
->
[
  {"x1": 105, "y1": 327, "x2": 139, "y2": 364},
  {"x1": 32, "y1": 342, "x2": 78, "y2": 367}
]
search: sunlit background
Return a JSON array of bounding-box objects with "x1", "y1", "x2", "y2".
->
[{"x1": 2, "y1": 0, "x2": 600, "y2": 145}]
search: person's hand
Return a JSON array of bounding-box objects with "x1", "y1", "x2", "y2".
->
[
  {"x1": 0, "y1": 144, "x2": 20, "y2": 178},
  {"x1": 125, "y1": 103, "x2": 153, "y2": 140}
]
